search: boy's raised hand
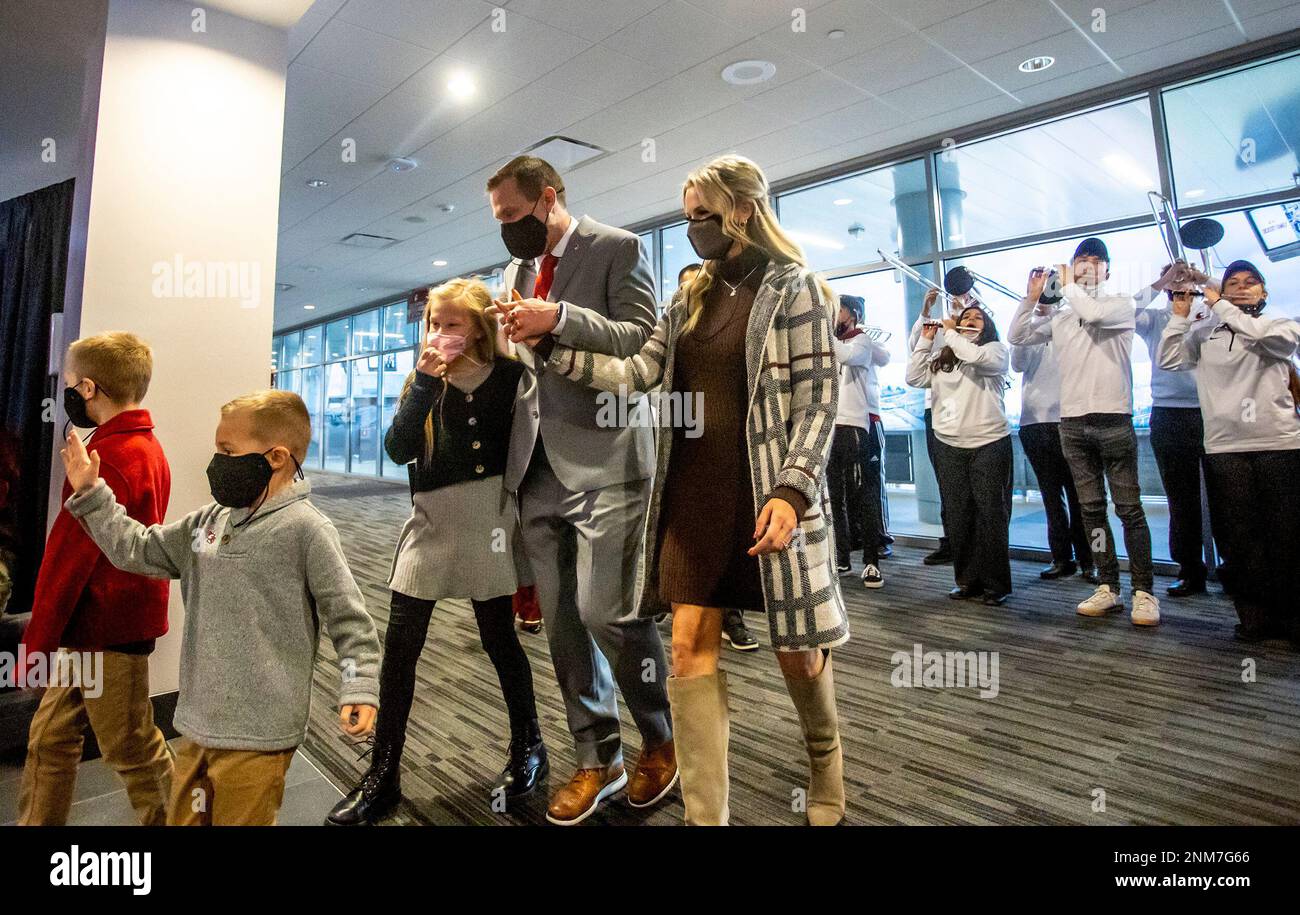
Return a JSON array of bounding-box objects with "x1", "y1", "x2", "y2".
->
[
  {"x1": 60, "y1": 432, "x2": 100, "y2": 495},
  {"x1": 340, "y1": 703, "x2": 376, "y2": 737}
]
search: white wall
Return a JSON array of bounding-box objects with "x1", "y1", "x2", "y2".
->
[{"x1": 60, "y1": 0, "x2": 289, "y2": 694}]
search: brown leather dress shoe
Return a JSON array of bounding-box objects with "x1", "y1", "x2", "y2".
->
[
  {"x1": 627, "y1": 740, "x2": 678, "y2": 809},
  {"x1": 545, "y1": 764, "x2": 627, "y2": 826}
]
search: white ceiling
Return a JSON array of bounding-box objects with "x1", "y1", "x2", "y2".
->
[{"x1": 272, "y1": 0, "x2": 1300, "y2": 329}]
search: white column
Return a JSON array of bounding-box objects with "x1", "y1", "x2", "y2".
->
[{"x1": 59, "y1": 0, "x2": 291, "y2": 693}]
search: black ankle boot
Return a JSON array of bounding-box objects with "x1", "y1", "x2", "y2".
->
[
  {"x1": 490, "y1": 719, "x2": 549, "y2": 803},
  {"x1": 325, "y1": 741, "x2": 402, "y2": 826}
]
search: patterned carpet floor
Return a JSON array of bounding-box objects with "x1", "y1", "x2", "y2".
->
[{"x1": 302, "y1": 472, "x2": 1300, "y2": 826}]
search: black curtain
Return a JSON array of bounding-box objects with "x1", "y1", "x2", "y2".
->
[{"x1": 0, "y1": 178, "x2": 75, "y2": 617}]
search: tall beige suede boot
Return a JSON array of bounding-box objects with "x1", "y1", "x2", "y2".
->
[
  {"x1": 783, "y1": 654, "x2": 846, "y2": 826},
  {"x1": 666, "y1": 672, "x2": 730, "y2": 826}
]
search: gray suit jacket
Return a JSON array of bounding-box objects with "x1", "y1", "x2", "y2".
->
[{"x1": 504, "y1": 215, "x2": 657, "y2": 494}]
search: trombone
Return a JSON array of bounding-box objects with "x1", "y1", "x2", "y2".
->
[
  {"x1": 877, "y1": 249, "x2": 961, "y2": 312},
  {"x1": 1148, "y1": 191, "x2": 1188, "y2": 266},
  {"x1": 944, "y1": 265, "x2": 1022, "y2": 303}
]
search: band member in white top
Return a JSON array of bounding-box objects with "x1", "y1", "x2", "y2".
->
[
  {"x1": 911, "y1": 286, "x2": 981, "y2": 566},
  {"x1": 1156, "y1": 260, "x2": 1300, "y2": 647},
  {"x1": 1134, "y1": 263, "x2": 1215, "y2": 597},
  {"x1": 1011, "y1": 324, "x2": 1095, "y2": 582},
  {"x1": 1009, "y1": 238, "x2": 1159, "y2": 626},
  {"x1": 830, "y1": 293, "x2": 890, "y2": 589},
  {"x1": 907, "y1": 305, "x2": 1013, "y2": 605}
]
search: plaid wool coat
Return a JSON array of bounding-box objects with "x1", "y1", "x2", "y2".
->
[{"x1": 545, "y1": 259, "x2": 849, "y2": 651}]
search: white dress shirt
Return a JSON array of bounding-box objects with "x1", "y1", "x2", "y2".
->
[{"x1": 540, "y1": 214, "x2": 583, "y2": 334}]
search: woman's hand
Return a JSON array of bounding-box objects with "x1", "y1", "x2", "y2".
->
[
  {"x1": 1170, "y1": 294, "x2": 1192, "y2": 318},
  {"x1": 921, "y1": 322, "x2": 939, "y2": 341},
  {"x1": 941, "y1": 317, "x2": 957, "y2": 332},
  {"x1": 416, "y1": 343, "x2": 448, "y2": 378},
  {"x1": 60, "y1": 432, "x2": 100, "y2": 495},
  {"x1": 922, "y1": 288, "x2": 939, "y2": 318},
  {"x1": 749, "y1": 497, "x2": 798, "y2": 556},
  {"x1": 340, "y1": 704, "x2": 377, "y2": 738}
]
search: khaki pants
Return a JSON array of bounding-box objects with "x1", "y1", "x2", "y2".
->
[
  {"x1": 167, "y1": 738, "x2": 296, "y2": 826},
  {"x1": 18, "y1": 650, "x2": 173, "y2": 826}
]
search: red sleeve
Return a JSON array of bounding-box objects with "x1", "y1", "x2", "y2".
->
[{"x1": 19, "y1": 461, "x2": 135, "y2": 659}]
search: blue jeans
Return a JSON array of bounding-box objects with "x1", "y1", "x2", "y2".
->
[{"x1": 1058, "y1": 414, "x2": 1153, "y2": 594}]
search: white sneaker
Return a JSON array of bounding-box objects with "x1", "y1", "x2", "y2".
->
[
  {"x1": 861, "y1": 563, "x2": 884, "y2": 589},
  {"x1": 1131, "y1": 590, "x2": 1160, "y2": 626},
  {"x1": 1077, "y1": 584, "x2": 1122, "y2": 617}
]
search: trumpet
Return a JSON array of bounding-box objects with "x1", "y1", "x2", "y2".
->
[{"x1": 878, "y1": 249, "x2": 962, "y2": 312}]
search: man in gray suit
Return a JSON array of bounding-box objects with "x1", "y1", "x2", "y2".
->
[{"x1": 487, "y1": 156, "x2": 675, "y2": 826}]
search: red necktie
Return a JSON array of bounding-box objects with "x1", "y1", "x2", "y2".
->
[{"x1": 533, "y1": 254, "x2": 558, "y2": 300}]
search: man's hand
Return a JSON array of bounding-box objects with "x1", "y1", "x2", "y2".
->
[
  {"x1": 60, "y1": 432, "x2": 100, "y2": 495},
  {"x1": 922, "y1": 288, "x2": 939, "y2": 318},
  {"x1": 502, "y1": 293, "x2": 560, "y2": 345},
  {"x1": 340, "y1": 704, "x2": 376, "y2": 737},
  {"x1": 1170, "y1": 293, "x2": 1193, "y2": 318},
  {"x1": 749, "y1": 497, "x2": 798, "y2": 556},
  {"x1": 921, "y1": 322, "x2": 939, "y2": 341},
  {"x1": 1055, "y1": 262, "x2": 1075, "y2": 288},
  {"x1": 1026, "y1": 267, "x2": 1048, "y2": 301}
]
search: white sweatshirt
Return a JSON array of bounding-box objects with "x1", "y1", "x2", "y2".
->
[
  {"x1": 1133, "y1": 286, "x2": 1200, "y2": 409},
  {"x1": 1008, "y1": 285, "x2": 1135, "y2": 419},
  {"x1": 1010, "y1": 339, "x2": 1061, "y2": 426},
  {"x1": 833, "y1": 329, "x2": 890, "y2": 428},
  {"x1": 907, "y1": 330, "x2": 1010, "y2": 449},
  {"x1": 1156, "y1": 298, "x2": 1300, "y2": 454}
]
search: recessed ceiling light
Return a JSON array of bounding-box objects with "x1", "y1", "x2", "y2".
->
[
  {"x1": 1185, "y1": 188, "x2": 1206, "y2": 199},
  {"x1": 304, "y1": 304, "x2": 315, "y2": 310},
  {"x1": 1018, "y1": 55, "x2": 1055, "y2": 73},
  {"x1": 833, "y1": 198, "x2": 853, "y2": 206},
  {"x1": 433, "y1": 259, "x2": 448, "y2": 267},
  {"x1": 721, "y1": 59, "x2": 776, "y2": 86},
  {"x1": 827, "y1": 29, "x2": 846, "y2": 40},
  {"x1": 448, "y1": 71, "x2": 475, "y2": 99},
  {"x1": 305, "y1": 178, "x2": 328, "y2": 188}
]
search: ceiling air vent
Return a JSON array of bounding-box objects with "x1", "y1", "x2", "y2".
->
[
  {"x1": 518, "y1": 135, "x2": 608, "y2": 171},
  {"x1": 276, "y1": 282, "x2": 295, "y2": 291},
  {"x1": 339, "y1": 232, "x2": 399, "y2": 249}
]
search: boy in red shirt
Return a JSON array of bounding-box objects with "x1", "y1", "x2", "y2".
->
[{"x1": 17, "y1": 332, "x2": 173, "y2": 825}]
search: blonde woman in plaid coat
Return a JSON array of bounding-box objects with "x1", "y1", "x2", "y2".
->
[{"x1": 518, "y1": 155, "x2": 848, "y2": 825}]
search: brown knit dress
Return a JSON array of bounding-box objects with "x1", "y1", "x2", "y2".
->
[{"x1": 657, "y1": 246, "x2": 769, "y2": 609}]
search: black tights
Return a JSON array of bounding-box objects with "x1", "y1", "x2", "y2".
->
[{"x1": 374, "y1": 591, "x2": 538, "y2": 759}]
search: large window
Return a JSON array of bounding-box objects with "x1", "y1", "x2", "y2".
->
[
  {"x1": 272, "y1": 298, "x2": 421, "y2": 479},
  {"x1": 779, "y1": 158, "x2": 930, "y2": 271},
  {"x1": 937, "y1": 99, "x2": 1160, "y2": 249},
  {"x1": 659, "y1": 221, "x2": 694, "y2": 302},
  {"x1": 1164, "y1": 52, "x2": 1300, "y2": 208}
]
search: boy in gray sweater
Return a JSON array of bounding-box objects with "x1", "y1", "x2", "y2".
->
[{"x1": 60, "y1": 389, "x2": 380, "y2": 825}]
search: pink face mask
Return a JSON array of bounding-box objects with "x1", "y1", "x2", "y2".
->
[{"x1": 427, "y1": 331, "x2": 469, "y2": 363}]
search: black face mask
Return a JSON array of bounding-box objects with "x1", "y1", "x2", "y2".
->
[
  {"x1": 63, "y1": 382, "x2": 100, "y2": 429},
  {"x1": 686, "y1": 214, "x2": 732, "y2": 260},
  {"x1": 500, "y1": 196, "x2": 550, "y2": 260},
  {"x1": 1237, "y1": 298, "x2": 1267, "y2": 316},
  {"x1": 207, "y1": 451, "x2": 276, "y2": 509}
]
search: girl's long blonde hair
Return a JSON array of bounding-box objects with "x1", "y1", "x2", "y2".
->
[
  {"x1": 679, "y1": 155, "x2": 819, "y2": 334},
  {"x1": 403, "y1": 277, "x2": 500, "y2": 465}
]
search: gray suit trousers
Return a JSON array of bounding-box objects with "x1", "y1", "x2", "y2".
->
[{"x1": 519, "y1": 443, "x2": 672, "y2": 769}]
